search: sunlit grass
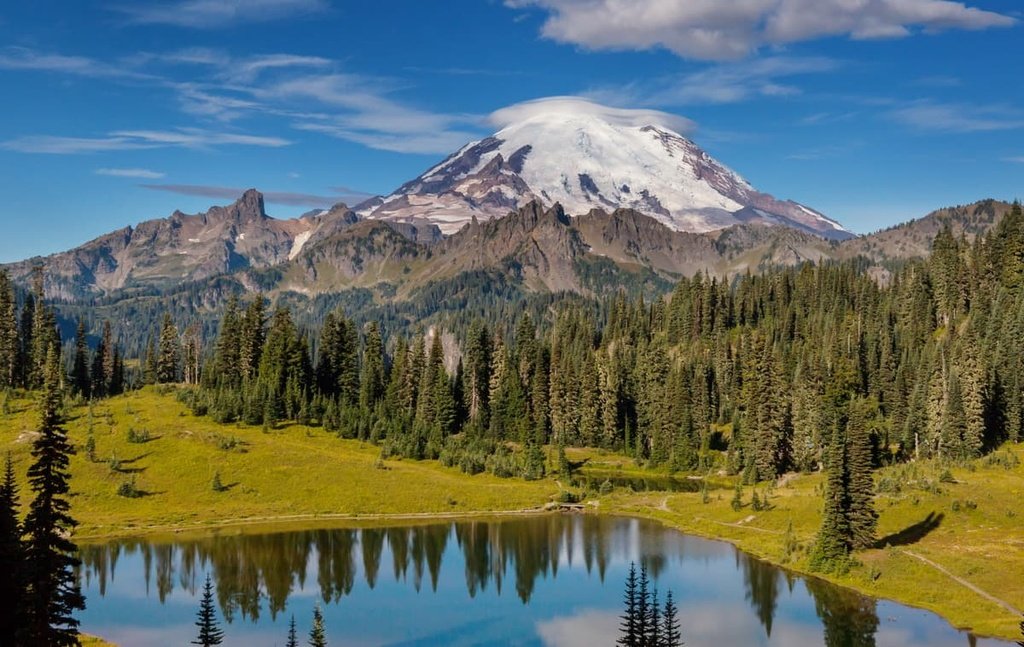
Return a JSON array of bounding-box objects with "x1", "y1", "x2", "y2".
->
[{"x1": 605, "y1": 444, "x2": 1024, "y2": 640}]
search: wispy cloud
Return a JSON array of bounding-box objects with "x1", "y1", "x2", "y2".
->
[
  {"x1": 0, "y1": 46, "x2": 483, "y2": 155},
  {"x1": 2, "y1": 128, "x2": 289, "y2": 154},
  {"x1": 587, "y1": 56, "x2": 837, "y2": 108},
  {"x1": 509, "y1": 0, "x2": 1015, "y2": 61},
  {"x1": 1004, "y1": 156, "x2": 1024, "y2": 163},
  {"x1": 112, "y1": 0, "x2": 329, "y2": 29},
  {"x1": 96, "y1": 167, "x2": 166, "y2": 179},
  {"x1": 0, "y1": 46, "x2": 152, "y2": 80},
  {"x1": 140, "y1": 183, "x2": 365, "y2": 208},
  {"x1": 890, "y1": 101, "x2": 1024, "y2": 132}
]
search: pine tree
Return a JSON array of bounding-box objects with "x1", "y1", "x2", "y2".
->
[
  {"x1": 360, "y1": 322, "x2": 385, "y2": 410},
  {"x1": 308, "y1": 604, "x2": 327, "y2": 647},
  {"x1": 213, "y1": 295, "x2": 242, "y2": 387},
  {"x1": 286, "y1": 614, "x2": 299, "y2": 647},
  {"x1": 0, "y1": 270, "x2": 17, "y2": 390},
  {"x1": 647, "y1": 587, "x2": 661, "y2": 647},
  {"x1": 240, "y1": 295, "x2": 266, "y2": 382},
  {"x1": 617, "y1": 562, "x2": 640, "y2": 646},
  {"x1": 809, "y1": 423, "x2": 850, "y2": 573},
  {"x1": 21, "y1": 346, "x2": 85, "y2": 646},
  {"x1": 846, "y1": 398, "x2": 878, "y2": 551},
  {"x1": 662, "y1": 590, "x2": 683, "y2": 647},
  {"x1": 191, "y1": 574, "x2": 224, "y2": 646},
  {"x1": 636, "y1": 564, "x2": 650, "y2": 642},
  {"x1": 157, "y1": 313, "x2": 180, "y2": 384},
  {"x1": 0, "y1": 452, "x2": 24, "y2": 642},
  {"x1": 70, "y1": 319, "x2": 91, "y2": 397}
]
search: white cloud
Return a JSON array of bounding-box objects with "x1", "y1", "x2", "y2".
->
[
  {"x1": 96, "y1": 167, "x2": 166, "y2": 179},
  {"x1": 488, "y1": 96, "x2": 695, "y2": 134},
  {"x1": 0, "y1": 46, "x2": 152, "y2": 79},
  {"x1": 113, "y1": 0, "x2": 328, "y2": 29},
  {"x1": 509, "y1": 0, "x2": 1015, "y2": 60},
  {"x1": 1, "y1": 46, "x2": 483, "y2": 156},
  {"x1": 1005, "y1": 156, "x2": 1024, "y2": 163},
  {"x1": 890, "y1": 101, "x2": 1024, "y2": 132},
  {"x1": 2, "y1": 128, "x2": 289, "y2": 154}
]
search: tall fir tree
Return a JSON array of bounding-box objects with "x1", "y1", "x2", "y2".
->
[
  {"x1": 0, "y1": 452, "x2": 24, "y2": 642},
  {"x1": 286, "y1": 614, "x2": 298, "y2": 647},
  {"x1": 308, "y1": 604, "x2": 327, "y2": 647},
  {"x1": 70, "y1": 319, "x2": 91, "y2": 397},
  {"x1": 662, "y1": 590, "x2": 683, "y2": 647},
  {"x1": 617, "y1": 562, "x2": 640, "y2": 647},
  {"x1": 21, "y1": 346, "x2": 85, "y2": 646},
  {"x1": 191, "y1": 574, "x2": 224, "y2": 646},
  {"x1": 157, "y1": 313, "x2": 181, "y2": 384},
  {"x1": 0, "y1": 270, "x2": 16, "y2": 390}
]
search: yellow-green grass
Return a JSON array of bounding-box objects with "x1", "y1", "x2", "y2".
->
[
  {"x1": 4, "y1": 388, "x2": 1024, "y2": 641},
  {"x1": 1, "y1": 387, "x2": 559, "y2": 540},
  {"x1": 602, "y1": 447, "x2": 1024, "y2": 641}
]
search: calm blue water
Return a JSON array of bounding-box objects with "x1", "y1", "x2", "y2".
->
[{"x1": 77, "y1": 515, "x2": 1009, "y2": 646}]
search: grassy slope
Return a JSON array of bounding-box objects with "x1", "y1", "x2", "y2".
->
[
  {"x1": 3, "y1": 388, "x2": 1022, "y2": 641},
  {"x1": 1, "y1": 388, "x2": 558, "y2": 539},
  {"x1": 596, "y1": 446, "x2": 1024, "y2": 641}
]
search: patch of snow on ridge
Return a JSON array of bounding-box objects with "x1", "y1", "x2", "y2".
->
[{"x1": 289, "y1": 230, "x2": 313, "y2": 260}]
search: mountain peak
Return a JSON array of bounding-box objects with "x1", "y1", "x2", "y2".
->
[{"x1": 362, "y1": 99, "x2": 851, "y2": 240}]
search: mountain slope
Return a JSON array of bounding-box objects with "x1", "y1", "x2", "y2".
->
[
  {"x1": 2, "y1": 190, "x2": 439, "y2": 300},
  {"x1": 362, "y1": 99, "x2": 851, "y2": 240}
]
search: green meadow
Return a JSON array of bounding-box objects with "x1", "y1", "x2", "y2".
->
[{"x1": 3, "y1": 387, "x2": 1023, "y2": 642}]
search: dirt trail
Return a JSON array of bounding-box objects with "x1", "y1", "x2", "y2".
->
[{"x1": 902, "y1": 550, "x2": 1022, "y2": 616}]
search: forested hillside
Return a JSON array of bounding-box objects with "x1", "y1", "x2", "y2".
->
[{"x1": 110, "y1": 203, "x2": 1024, "y2": 486}]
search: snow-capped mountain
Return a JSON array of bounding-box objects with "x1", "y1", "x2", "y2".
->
[{"x1": 360, "y1": 98, "x2": 852, "y2": 240}]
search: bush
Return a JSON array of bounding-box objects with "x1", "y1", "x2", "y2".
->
[
  {"x1": 211, "y1": 471, "x2": 226, "y2": 492},
  {"x1": 117, "y1": 477, "x2": 141, "y2": 498},
  {"x1": 556, "y1": 490, "x2": 579, "y2": 504},
  {"x1": 598, "y1": 479, "x2": 614, "y2": 495},
  {"x1": 938, "y1": 469, "x2": 956, "y2": 484},
  {"x1": 127, "y1": 427, "x2": 152, "y2": 444}
]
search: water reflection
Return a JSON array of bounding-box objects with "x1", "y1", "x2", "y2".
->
[{"x1": 77, "y1": 516, "x2": 1008, "y2": 646}]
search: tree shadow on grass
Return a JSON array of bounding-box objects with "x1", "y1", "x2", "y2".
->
[{"x1": 876, "y1": 512, "x2": 944, "y2": 548}]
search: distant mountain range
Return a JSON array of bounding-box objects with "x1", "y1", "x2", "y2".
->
[
  {"x1": 0, "y1": 101, "x2": 1015, "y2": 308},
  {"x1": 2, "y1": 188, "x2": 1013, "y2": 306}
]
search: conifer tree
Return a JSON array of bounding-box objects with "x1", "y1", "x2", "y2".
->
[
  {"x1": 0, "y1": 270, "x2": 17, "y2": 390},
  {"x1": 21, "y1": 346, "x2": 85, "y2": 645},
  {"x1": 360, "y1": 322, "x2": 385, "y2": 410},
  {"x1": 662, "y1": 590, "x2": 682, "y2": 647},
  {"x1": 191, "y1": 574, "x2": 224, "y2": 646},
  {"x1": 240, "y1": 295, "x2": 266, "y2": 382},
  {"x1": 617, "y1": 562, "x2": 640, "y2": 646},
  {"x1": 0, "y1": 452, "x2": 24, "y2": 641},
  {"x1": 70, "y1": 319, "x2": 91, "y2": 397},
  {"x1": 308, "y1": 604, "x2": 327, "y2": 647},
  {"x1": 846, "y1": 398, "x2": 878, "y2": 550},
  {"x1": 286, "y1": 614, "x2": 298, "y2": 647},
  {"x1": 157, "y1": 313, "x2": 180, "y2": 384},
  {"x1": 810, "y1": 423, "x2": 850, "y2": 573}
]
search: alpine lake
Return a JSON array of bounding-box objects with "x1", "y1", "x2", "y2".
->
[{"x1": 75, "y1": 514, "x2": 1010, "y2": 646}]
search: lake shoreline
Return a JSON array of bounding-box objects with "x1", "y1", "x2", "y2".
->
[{"x1": 74, "y1": 501, "x2": 1018, "y2": 644}]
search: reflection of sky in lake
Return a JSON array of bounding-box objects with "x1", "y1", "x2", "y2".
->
[{"x1": 78, "y1": 516, "x2": 1010, "y2": 646}]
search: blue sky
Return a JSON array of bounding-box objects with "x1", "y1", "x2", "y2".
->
[{"x1": 0, "y1": 0, "x2": 1022, "y2": 262}]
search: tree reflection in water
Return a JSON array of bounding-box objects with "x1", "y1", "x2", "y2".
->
[{"x1": 78, "y1": 515, "x2": 885, "y2": 646}]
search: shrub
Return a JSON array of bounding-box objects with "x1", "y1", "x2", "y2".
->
[
  {"x1": 127, "y1": 427, "x2": 152, "y2": 444},
  {"x1": 211, "y1": 471, "x2": 226, "y2": 492},
  {"x1": 117, "y1": 477, "x2": 141, "y2": 498},
  {"x1": 598, "y1": 479, "x2": 614, "y2": 495}
]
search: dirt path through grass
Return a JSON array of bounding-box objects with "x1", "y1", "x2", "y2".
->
[{"x1": 902, "y1": 550, "x2": 1023, "y2": 616}]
